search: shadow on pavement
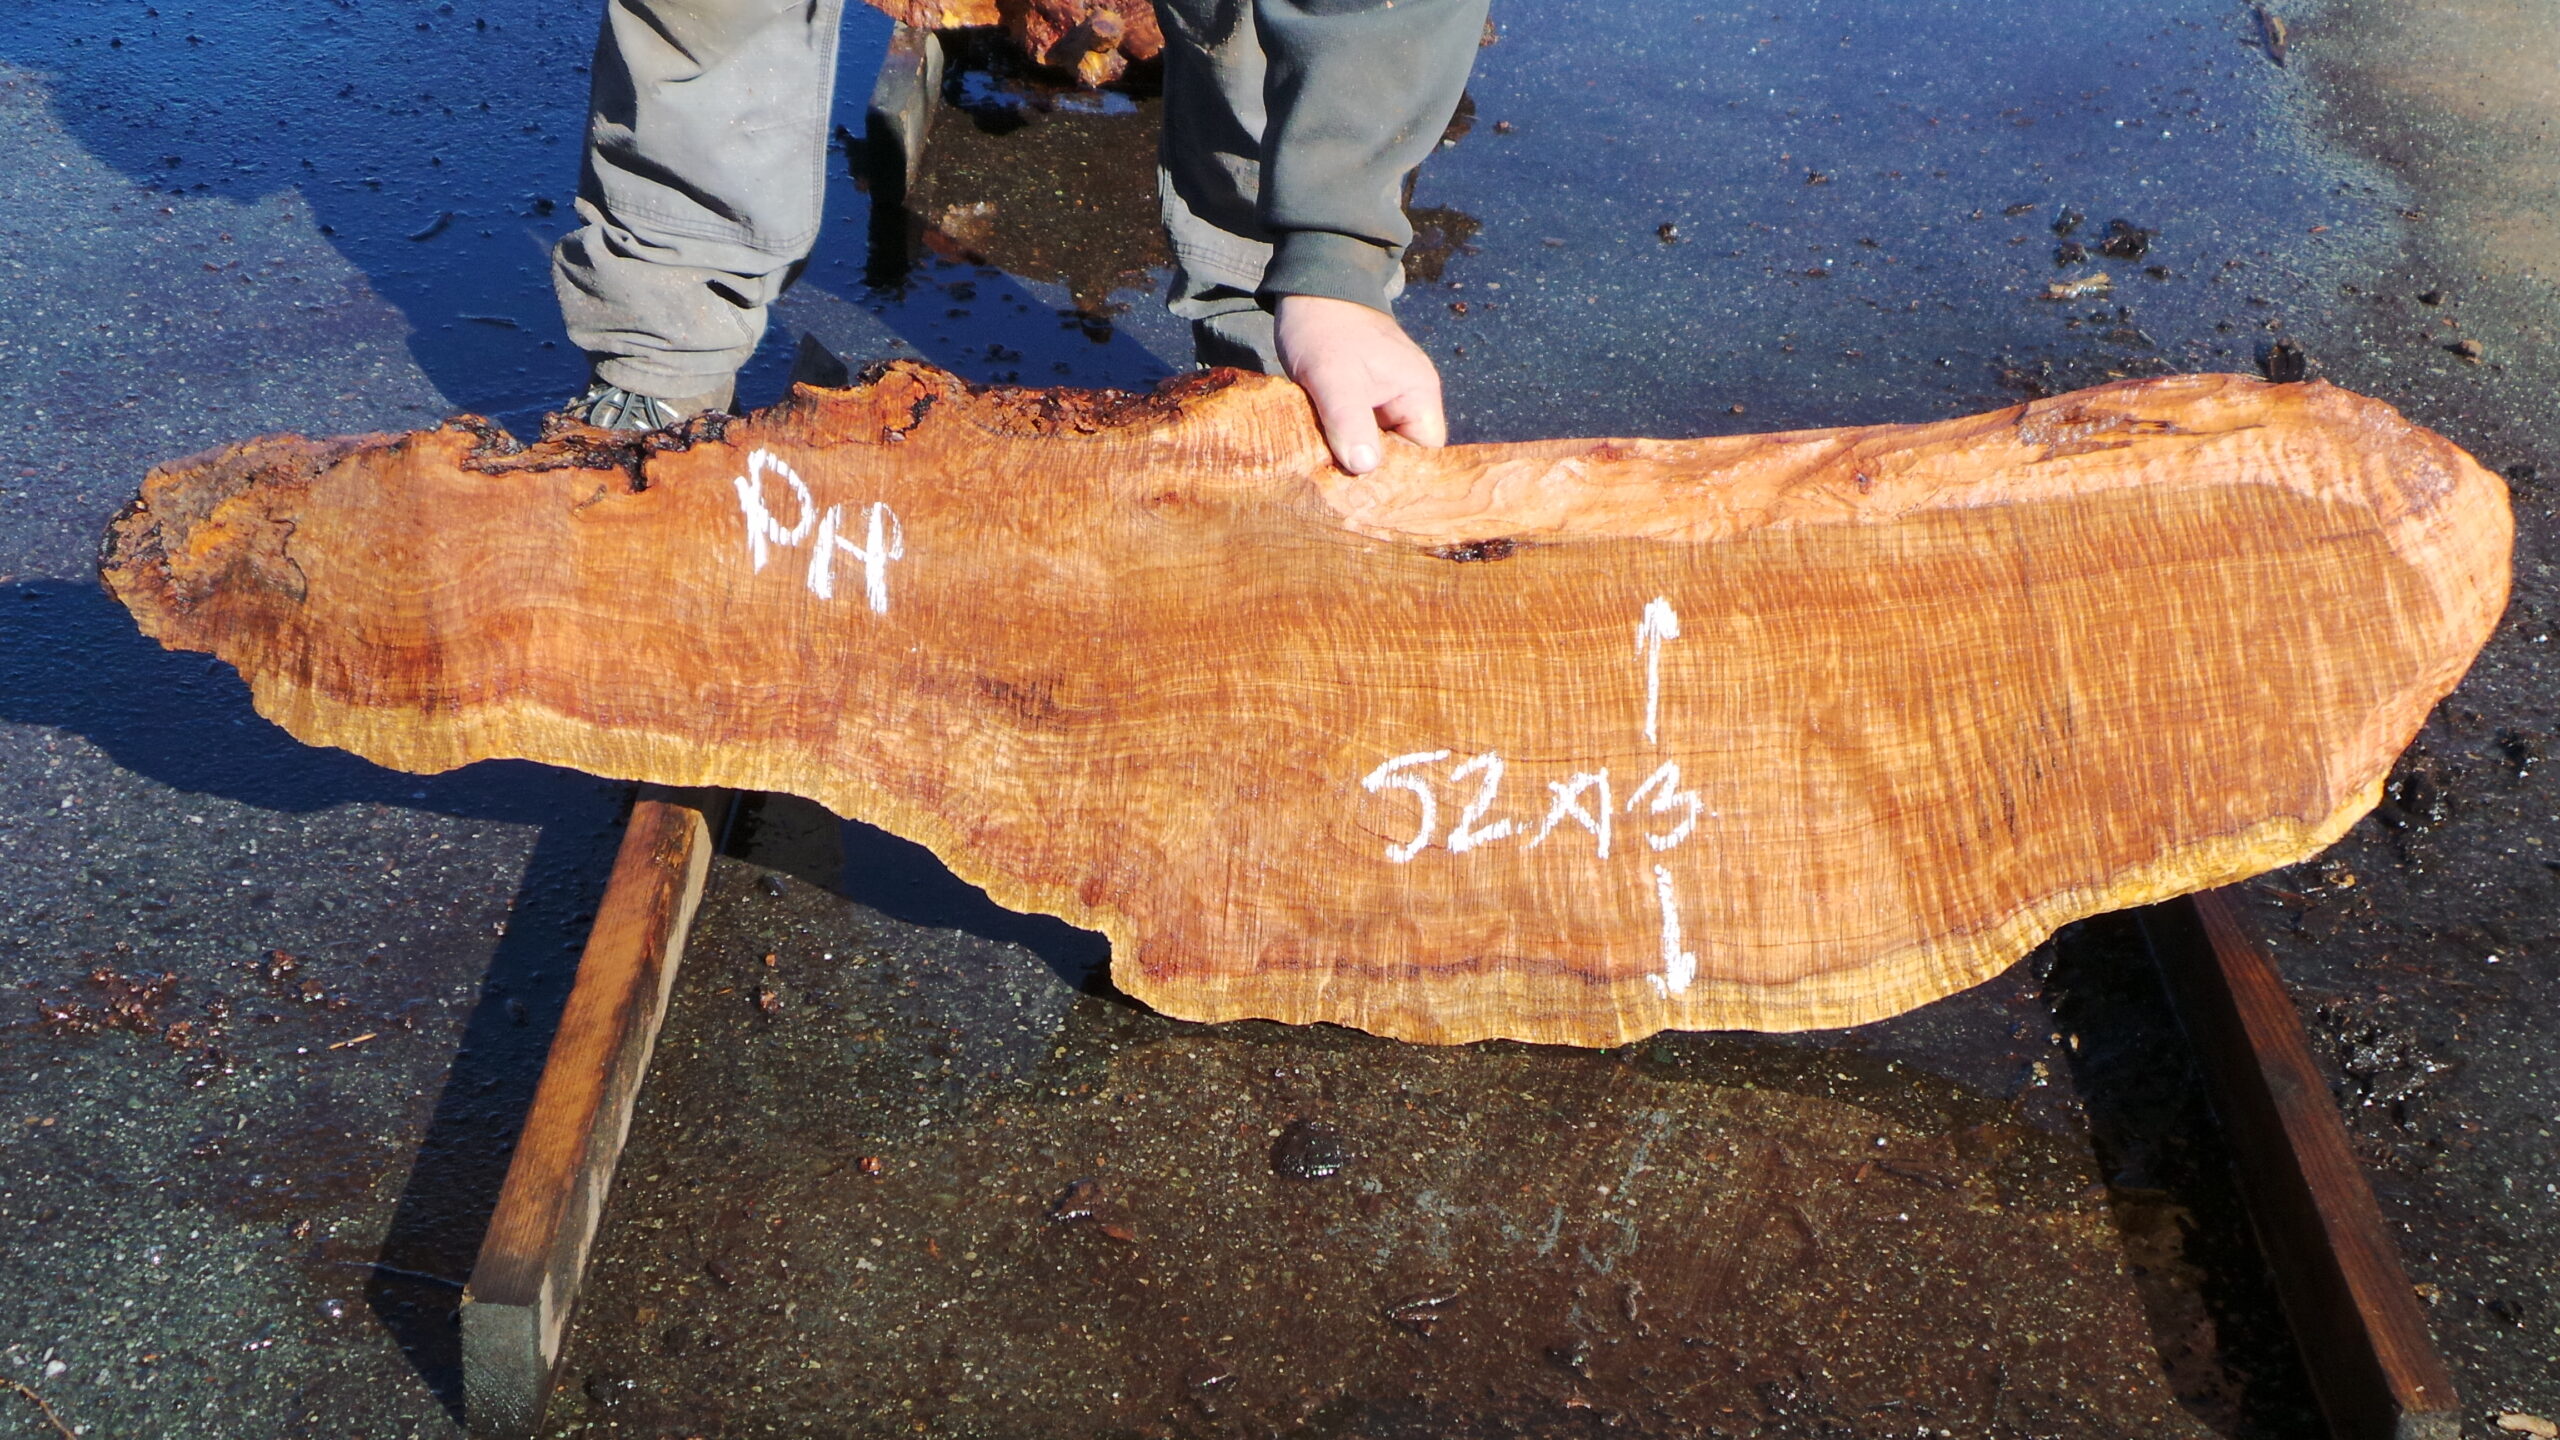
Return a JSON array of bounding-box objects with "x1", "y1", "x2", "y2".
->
[
  {"x1": 0, "y1": 578, "x2": 630, "y2": 1417},
  {"x1": 2045, "y1": 911, "x2": 2327, "y2": 1439},
  {"x1": 725, "y1": 790, "x2": 1112, "y2": 995},
  {"x1": 362, "y1": 807, "x2": 627, "y2": 1419}
]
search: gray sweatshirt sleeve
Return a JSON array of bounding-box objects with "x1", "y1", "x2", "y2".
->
[{"x1": 1253, "y1": 0, "x2": 1491, "y2": 312}]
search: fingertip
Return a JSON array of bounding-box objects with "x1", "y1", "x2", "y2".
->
[{"x1": 1343, "y1": 442, "x2": 1382, "y2": 474}]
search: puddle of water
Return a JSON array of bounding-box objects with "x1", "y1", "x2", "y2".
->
[
  {"x1": 779, "y1": 24, "x2": 1186, "y2": 397},
  {"x1": 765, "y1": 0, "x2": 2402, "y2": 444}
]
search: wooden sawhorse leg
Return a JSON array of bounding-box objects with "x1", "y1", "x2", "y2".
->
[
  {"x1": 2143, "y1": 890, "x2": 2462, "y2": 1440},
  {"x1": 461, "y1": 787, "x2": 732, "y2": 1438}
]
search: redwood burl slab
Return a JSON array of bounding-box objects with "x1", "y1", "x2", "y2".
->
[
  {"x1": 101, "y1": 367, "x2": 2509, "y2": 1044},
  {"x1": 867, "y1": 0, "x2": 1164, "y2": 85}
]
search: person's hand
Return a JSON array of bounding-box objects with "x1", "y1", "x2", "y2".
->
[{"x1": 1274, "y1": 294, "x2": 1447, "y2": 475}]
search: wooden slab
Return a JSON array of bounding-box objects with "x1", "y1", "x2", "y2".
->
[
  {"x1": 99, "y1": 367, "x2": 2510, "y2": 1045},
  {"x1": 461, "y1": 787, "x2": 728, "y2": 1438},
  {"x1": 2142, "y1": 891, "x2": 2462, "y2": 1440}
]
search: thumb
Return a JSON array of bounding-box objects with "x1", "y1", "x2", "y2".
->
[{"x1": 1307, "y1": 377, "x2": 1386, "y2": 475}]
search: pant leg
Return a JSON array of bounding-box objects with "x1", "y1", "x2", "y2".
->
[
  {"x1": 1153, "y1": 0, "x2": 1412, "y2": 374},
  {"x1": 554, "y1": 0, "x2": 846, "y2": 396},
  {"x1": 1153, "y1": 0, "x2": 1281, "y2": 373}
]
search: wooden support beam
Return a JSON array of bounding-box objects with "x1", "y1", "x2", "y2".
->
[
  {"x1": 2140, "y1": 890, "x2": 2461, "y2": 1440},
  {"x1": 866, "y1": 23, "x2": 942, "y2": 192},
  {"x1": 461, "y1": 787, "x2": 732, "y2": 1438}
]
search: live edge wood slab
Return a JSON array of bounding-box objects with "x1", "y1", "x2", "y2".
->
[{"x1": 100, "y1": 366, "x2": 2509, "y2": 1046}]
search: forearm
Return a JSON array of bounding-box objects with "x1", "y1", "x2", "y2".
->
[{"x1": 1253, "y1": 0, "x2": 1490, "y2": 311}]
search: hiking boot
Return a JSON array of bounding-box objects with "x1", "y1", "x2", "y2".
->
[{"x1": 561, "y1": 375, "x2": 737, "y2": 431}]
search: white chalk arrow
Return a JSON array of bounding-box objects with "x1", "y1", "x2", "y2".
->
[
  {"x1": 1635, "y1": 596, "x2": 1680, "y2": 746},
  {"x1": 1649, "y1": 864, "x2": 1699, "y2": 997}
]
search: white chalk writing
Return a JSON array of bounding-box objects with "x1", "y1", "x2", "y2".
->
[
  {"x1": 1650, "y1": 865, "x2": 1699, "y2": 996},
  {"x1": 733, "y1": 449, "x2": 816, "y2": 572},
  {"x1": 1635, "y1": 596, "x2": 1679, "y2": 746},
  {"x1": 1358, "y1": 600, "x2": 1713, "y2": 995},
  {"x1": 810, "y1": 500, "x2": 904, "y2": 613},
  {"x1": 1359, "y1": 754, "x2": 1704, "y2": 863},
  {"x1": 1362, "y1": 750, "x2": 1452, "y2": 864},
  {"x1": 1624, "y1": 760, "x2": 1701, "y2": 852},
  {"x1": 1528, "y1": 770, "x2": 1614, "y2": 859},
  {"x1": 1445, "y1": 752, "x2": 1516, "y2": 853},
  {"x1": 731, "y1": 447, "x2": 904, "y2": 611}
]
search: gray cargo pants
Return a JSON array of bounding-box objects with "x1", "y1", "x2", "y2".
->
[{"x1": 554, "y1": 0, "x2": 1330, "y2": 395}]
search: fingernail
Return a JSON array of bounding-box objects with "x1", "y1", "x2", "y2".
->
[{"x1": 1346, "y1": 445, "x2": 1380, "y2": 473}]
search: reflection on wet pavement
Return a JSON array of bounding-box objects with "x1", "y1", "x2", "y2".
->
[{"x1": 903, "y1": 31, "x2": 1171, "y2": 321}]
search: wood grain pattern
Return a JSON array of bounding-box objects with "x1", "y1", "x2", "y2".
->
[
  {"x1": 461, "y1": 788, "x2": 725, "y2": 1438},
  {"x1": 100, "y1": 366, "x2": 2510, "y2": 1045},
  {"x1": 2141, "y1": 891, "x2": 2460, "y2": 1440}
]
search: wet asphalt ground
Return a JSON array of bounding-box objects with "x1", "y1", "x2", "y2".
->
[{"x1": 0, "y1": 0, "x2": 2552, "y2": 1436}]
